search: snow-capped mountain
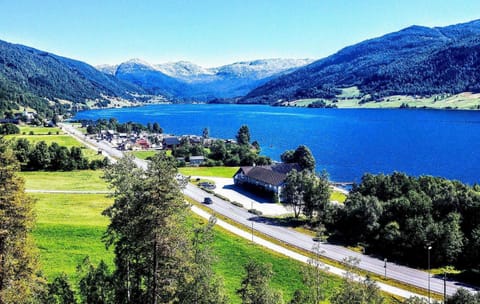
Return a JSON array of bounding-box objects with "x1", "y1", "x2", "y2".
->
[
  {"x1": 155, "y1": 61, "x2": 214, "y2": 81},
  {"x1": 214, "y1": 58, "x2": 314, "y2": 79},
  {"x1": 96, "y1": 58, "x2": 314, "y2": 100},
  {"x1": 96, "y1": 64, "x2": 117, "y2": 75}
]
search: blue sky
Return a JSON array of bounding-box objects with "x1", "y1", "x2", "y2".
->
[{"x1": 1, "y1": 0, "x2": 479, "y2": 67}]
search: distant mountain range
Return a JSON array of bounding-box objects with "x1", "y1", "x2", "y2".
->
[
  {"x1": 243, "y1": 19, "x2": 480, "y2": 104},
  {"x1": 2, "y1": 19, "x2": 480, "y2": 117},
  {"x1": 97, "y1": 58, "x2": 313, "y2": 100}
]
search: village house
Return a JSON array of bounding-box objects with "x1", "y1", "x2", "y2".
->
[
  {"x1": 135, "y1": 138, "x2": 150, "y2": 150},
  {"x1": 162, "y1": 136, "x2": 180, "y2": 150},
  {"x1": 233, "y1": 163, "x2": 301, "y2": 197},
  {"x1": 189, "y1": 155, "x2": 205, "y2": 166}
]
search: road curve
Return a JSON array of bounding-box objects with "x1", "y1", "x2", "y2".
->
[{"x1": 60, "y1": 123, "x2": 478, "y2": 297}]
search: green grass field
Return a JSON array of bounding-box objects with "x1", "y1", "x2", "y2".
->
[
  {"x1": 179, "y1": 166, "x2": 239, "y2": 178},
  {"x1": 19, "y1": 126, "x2": 64, "y2": 135},
  {"x1": 6, "y1": 134, "x2": 84, "y2": 146},
  {"x1": 20, "y1": 170, "x2": 108, "y2": 191},
  {"x1": 330, "y1": 190, "x2": 347, "y2": 203},
  {"x1": 32, "y1": 193, "x2": 114, "y2": 283},
  {"x1": 291, "y1": 90, "x2": 480, "y2": 110},
  {"x1": 130, "y1": 150, "x2": 158, "y2": 159}
]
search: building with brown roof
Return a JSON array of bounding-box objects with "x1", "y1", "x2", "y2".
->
[{"x1": 233, "y1": 163, "x2": 300, "y2": 197}]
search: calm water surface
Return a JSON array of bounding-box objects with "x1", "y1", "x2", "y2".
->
[{"x1": 74, "y1": 104, "x2": 480, "y2": 184}]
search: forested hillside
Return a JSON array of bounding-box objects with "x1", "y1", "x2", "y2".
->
[
  {"x1": 243, "y1": 20, "x2": 480, "y2": 104},
  {"x1": 0, "y1": 39, "x2": 147, "y2": 118}
]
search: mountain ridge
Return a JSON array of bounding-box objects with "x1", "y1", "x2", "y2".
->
[
  {"x1": 98, "y1": 58, "x2": 314, "y2": 100},
  {"x1": 0, "y1": 39, "x2": 156, "y2": 117},
  {"x1": 242, "y1": 19, "x2": 480, "y2": 105}
]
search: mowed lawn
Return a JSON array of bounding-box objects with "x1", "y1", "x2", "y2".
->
[
  {"x1": 19, "y1": 126, "x2": 64, "y2": 135},
  {"x1": 32, "y1": 193, "x2": 114, "y2": 283},
  {"x1": 24, "y1": 169, "x2": 113, "y2": 284},
  {"x1": 20, "y1": 170, "x2": 108, "y2": 191},
  {"x1": 179, "y1": 166, "x2": 239, "y2": 178},
  {"x1": 6, "y1": 134, "x2": 83, "y2": 147}
]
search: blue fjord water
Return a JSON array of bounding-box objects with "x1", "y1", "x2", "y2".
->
[{"x1": 74, "y1": 104, "x2": 480, "y2": 184}]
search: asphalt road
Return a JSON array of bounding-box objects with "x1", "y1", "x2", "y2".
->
[{"x1": 61, "y1": 123, "x2": 478, "y2": 297}]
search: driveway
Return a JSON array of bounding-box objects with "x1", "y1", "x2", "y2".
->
[{"x1": 193, "y1": 176, "x2": 291, "y2": 216}]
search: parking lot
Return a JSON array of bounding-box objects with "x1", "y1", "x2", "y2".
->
[{"x1": 193, "y1": 176, "x2": 291, "y2": 216}]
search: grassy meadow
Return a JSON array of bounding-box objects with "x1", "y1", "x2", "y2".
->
[
  {"x1": 179, "y1": 166, "x2": 239, "y2": 178},
  {"x1": 330, "y1": 190, "x2": 347, "y2": 203},
  {"x1": 20, "y1": 170, "x2": 108, "y2": 191},
  {"x1": 32, "y1": 193, "x2": 114, "y2": 283},
  {"x1": 288, "y1": 87, "x2": 480, "y2": 110}
]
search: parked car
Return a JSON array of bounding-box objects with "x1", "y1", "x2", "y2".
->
[
  {"x1": 199, "y1": 182, "x2": 216, "y2": 190},
  {"x1": 203, "y1": 197, "x2": 213, "y2": 204}
]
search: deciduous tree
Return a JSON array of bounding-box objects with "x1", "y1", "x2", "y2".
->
[
  {"x1": 236, "y1": 125, "x2": 251, "y2": 146},
  {"x1": 0, "y1": 138, "x2": 44, "y2": 303},
  {"x1": 237, "y1": 260, "x2": 283, "y2": 304}
]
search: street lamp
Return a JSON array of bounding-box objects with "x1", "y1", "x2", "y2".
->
[
  {"x1": 427, "y1": 245, "x2": 432, "y2": 304},
  {"x1": 384, "y1": 258, "x2": 387, "y2": 279},
  {"x1": 443, "y1": 271, "x2": 447, "y2": 304},
  {"x1": 251, "y1": 201, "x2": 254, "y2": 243}
]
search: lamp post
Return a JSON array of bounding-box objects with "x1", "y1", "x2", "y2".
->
[
  {"x1": 427, "y1": 245, "x2": 432, "y2": 304},
  {"x1": 384, "y1": 258, "x2": 387, "y2": 279},
  {"x1": 443, "y1": 271, "x2": 447, "y2": 304},
  {"x1": 251, "y1": 201, "x2": 254, "y2": 243}
]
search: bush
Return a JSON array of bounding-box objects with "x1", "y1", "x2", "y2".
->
[
  {"x1": 248, "y1": 209, "x2": 263, "y2": 216},
  {"x1": 231, "y1": 201, "x2": 243, "y2": 208},
  {"x1": 0, "y1": 123, "x2": 20, "y2": 135},
  {"x1": 201, "y1": 188, "x2": 215, "y2": 194},
  {"x1": 214, "y1": 193, "x2": 231, "y2": 202}
]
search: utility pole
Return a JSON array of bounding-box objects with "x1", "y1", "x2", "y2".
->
[
  {"x1": 251, "y1": 201, "x2": 254, "y2": 243},
  {"x1": 384, "y1": 258, "x2": 387, "y2": 279},
  {"x1": 427, "y1": 245, "x2": 432, "y2": 304},
  {"x1": 444, "y1": 271, "x2": 447, "y2": 304}
]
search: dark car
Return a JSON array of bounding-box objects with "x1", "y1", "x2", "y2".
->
[
  {"x1": 203, "y1": 197, "x2": 213, "y2": 204},
  {"x1": 199, "y1": 182, "x2": 216, "y2": 190}
]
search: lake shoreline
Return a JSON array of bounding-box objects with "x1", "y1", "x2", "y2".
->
[{"x1": 74, "y1": 104, "x2": 480, "y2": 185}]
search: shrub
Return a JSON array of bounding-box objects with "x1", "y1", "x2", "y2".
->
[
  {"x1": 201, "y1": 188, "x2": 214, "y2": 194},
  {"x1": 231, "y1": 201, "x2": 243, "y2": 208},
  {"x1": 0, "y1": 123, "x2": 20, "y2": 135},
  {"x1": 214, "y1": 193, "x2": 231, "y2": 202},
  {"x1": 248, "y1": 209, "x2": 263, "y2": 216}
]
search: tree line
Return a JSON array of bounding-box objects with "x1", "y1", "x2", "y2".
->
[
  {"x1": 82, "y1": 118, "x2": 162, "y2": 135},
  {"x1": 282, "y1": 161, "x2": 480, "y2": 274},
  {"x1": 174, "y1": 125, "x2": 272, "y2": 167},
  {"x1": 11, "y1": 138, "x2": 109, "y2": 171},
  {"x1": 333, "y1": 172, "x2": 480, "y2": 272}
]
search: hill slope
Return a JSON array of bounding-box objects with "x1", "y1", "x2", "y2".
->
[
  {"x1": 0, "y1": 39, "x2": 148, "y2": 117},
  {"x1": 242, "y1": 20, "x2": 480, "y2": 104}
]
